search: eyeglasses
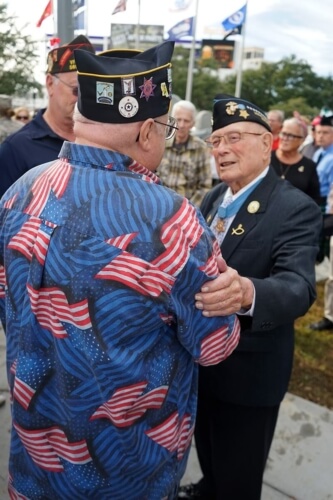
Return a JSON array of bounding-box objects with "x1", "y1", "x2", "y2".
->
[
  {"x1": 205, "y1": 131, "x2": 264, "y2": 148},
  {"x1": 135, "y1": 116, "x2": 179, "y2": 142},
  {"x1": 279, "y1": 132, "x2": 303, "y2": 141},
  {"x1": 53, "y1": 74, "x2": 78, "y2": 96},
  {"x1": 16, "y1": 115, "x2": 29, "y2": 121},
  {"x1": 154, "y1": 116, "x2": 179, "y2": 140}
]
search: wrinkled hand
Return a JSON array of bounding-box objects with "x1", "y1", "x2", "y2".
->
[{"x1": 195, "y1": 257, "x2": 253, "y2": 317}]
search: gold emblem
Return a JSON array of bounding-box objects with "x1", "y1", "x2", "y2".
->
[
  {"x1": 226, "y1": 101, "x2": 238, "y2": 115},
  {"x1": 231, "y1": 224, "x2": 245, "y2": 235},
  {"x1": 239, "y1": 109, "x2": 249, "y2": 119},
  {"x1": 247, "y1": 201, "x2": 260, "y2": 214},
  {"x1": 207, "y1": 214, "x2": 212, "y2": 224},
  {"x1": 298, "y1": 165, "x2": 305, "y2": 172},
  {"x1": 216, "y1": 218, "x2": 226, "y2": 233}
]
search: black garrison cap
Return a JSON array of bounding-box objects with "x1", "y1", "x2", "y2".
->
[
  {"x1": 74, "y1": 41, "x2": 175, "y2": 124},
  {"x1": 212, "y1": 94, "x2": 271, "y2": 132}
]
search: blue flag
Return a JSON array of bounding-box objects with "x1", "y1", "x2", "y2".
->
[
  {"x1": 167, "y1": 17, "x2": 194, "y2": 40},
  {"x1": 221, "y1": 4, "x2": 247, "y2": 31}
]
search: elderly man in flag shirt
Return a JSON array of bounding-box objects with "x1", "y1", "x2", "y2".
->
[{"x1": 0, "y1": 41, "x2": 240, "y2": 499}]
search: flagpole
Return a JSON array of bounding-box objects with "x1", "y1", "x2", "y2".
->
[
  {"x1": 135, "y1": 0, "x2": 141, "y2": 49},
  {"x1": 185, "y1": 0, "x2": 199, "y2": 102},
  {"x1": 234, "y1": 2, "x2": 247, "y2": 97}
]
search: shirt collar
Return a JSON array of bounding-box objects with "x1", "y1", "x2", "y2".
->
[
  {"x1": 59, "y1": 141, "x2": 162, "y2": 184},
  {"x1": 225, "y1": 166, "x2": 269, "y2": 201}
]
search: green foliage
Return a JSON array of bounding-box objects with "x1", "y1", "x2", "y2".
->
[
  {"x1": 0, "y1": 3, "x2": 43, "y2": 96},
  {"x1": 171, "y1": 46, "x2": 222, "y2": 111},
  {"x1": 171, "y1": 47, "x2": 333, "y2": 118},
  {"x1": 291, "y1": 281, "x2": 333, "y2": 409}
]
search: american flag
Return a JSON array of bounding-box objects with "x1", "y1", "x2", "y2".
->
[{"x1": 36, "y1": 0, "x2": 53, "y2": 28}]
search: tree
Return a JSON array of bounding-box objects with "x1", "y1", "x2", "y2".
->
[
  {"x1": 217, "y1": 56, "x2": 333, "y2": 117},
  {"x1": 0, "y1": 3, "x2": 43, "y2": 96},
  {"x1": 172, "y1": 47, "x2": 333, "y2": 117},
  {"x1": 171, "y1": 46, "x2": 222, "y2": 111}
]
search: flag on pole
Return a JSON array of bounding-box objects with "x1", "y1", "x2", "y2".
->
[
  {"x1": 112, "y1": 0, "x2": 127, "y2": 15},
  {"x1": 36, "y1": 0, "x2": 53, "y2": 28},
  {"x1": 221, "y1": 4, "x2": 247, "y2": 32},
  {"x1": 167, "y1": 17, "x2": 194, "y2": 40}
]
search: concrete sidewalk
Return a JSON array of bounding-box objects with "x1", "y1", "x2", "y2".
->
[
  {"x1": 1, "y1": 327, "x2": 333, "y2": 499},
  {"x1": 181, "y1": 393, "x2": 333, "y2": 499}
]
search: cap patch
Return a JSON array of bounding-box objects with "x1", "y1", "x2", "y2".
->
[{"x1": 96, "y1": 82, "x2": 114, "y2": 105}]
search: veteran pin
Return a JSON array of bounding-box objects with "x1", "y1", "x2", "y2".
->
[{"x1": 247, "y1": 201, "x2": 260, "y2": 214}]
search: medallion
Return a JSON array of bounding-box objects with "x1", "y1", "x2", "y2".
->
[
  {"x1": 216, "y1": 218, "x2": 226, "y2": 233},
  {"x1": 247, "y1": 201, "x2": 260, "y2": 213}
]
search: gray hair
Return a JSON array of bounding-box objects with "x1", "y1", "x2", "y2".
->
[
  {"x1": 268, "y1": 109, "x2": 285, "y2": 123},
  {"x1": 171, "y1": 100, "x2": 196, "y2": 119},
  {"x1": 283, "y1": 117, "x2": 308, "y2": 138}
]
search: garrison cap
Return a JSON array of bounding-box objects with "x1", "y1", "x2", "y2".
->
[
  {"x1": 47, "y1": 35, "x2": 95, "y2": 74},
  {"x1": 212, "y1": 93, "x2": 271, "y2": 132},
  {"x1": 74, "y1": 41, "x2": 175, "y2": 124},
  {"x1": 320, "y1": 115, "x2": 333, "y2": 127}
]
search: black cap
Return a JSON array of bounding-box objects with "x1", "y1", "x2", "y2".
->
[
  {"x1": 74, "y1": 41, "x2": 175, "y2": 124},
  {"x1": 320, "y1": 115, "x2": 333, "y2": 127},
  {"x1": 212, "y1": 94, "x2": 271, "y2": 132},
  {"x1": 47, "y1": 35, "x2": 95, "y2": 74}
]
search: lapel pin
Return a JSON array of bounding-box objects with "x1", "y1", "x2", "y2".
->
[
  {"x1": 247, "y1": 201, "x2": 260, "y2": 214},
  {"x1": 231, "y1": 224, "x2": 245, "y2": 235}
]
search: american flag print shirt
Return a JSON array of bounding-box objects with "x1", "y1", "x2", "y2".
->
[{"x1": 0, "y1": 141, "x2": 240, "y2": 499}]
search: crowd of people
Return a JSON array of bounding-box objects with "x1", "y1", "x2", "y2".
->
[{"x1": 0, "y1": 34, "x2": 331, "y2": 499}]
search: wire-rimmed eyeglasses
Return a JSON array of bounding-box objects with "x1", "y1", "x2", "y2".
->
[
  {"x1": 53, "y1": 74, "x2": 78, "y2": 97},
  {"x1": 154, "y1": 116, "x2": 179, "y2": 140},
  {"x1": 205, "y1": 131, "x2": 264, "y2": 148},
  {"x1": 136, "y1": 116, "x2": 179, "y2": 142}
]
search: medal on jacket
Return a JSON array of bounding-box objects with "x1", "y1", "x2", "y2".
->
[{"x1": 216, "y1": 218, "x2": 226, "y2": 233}]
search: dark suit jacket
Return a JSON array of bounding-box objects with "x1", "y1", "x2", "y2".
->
[{"x1": 199, "y1": 167, "x2": 322, "y2": 406}]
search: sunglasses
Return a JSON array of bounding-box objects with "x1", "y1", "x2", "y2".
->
[
  {"x1": 53, "y1": 74, "x2": 78, "y2": 96},
  {"x1": 16, "y1": 115, "x2": 29, "y2": 121}
]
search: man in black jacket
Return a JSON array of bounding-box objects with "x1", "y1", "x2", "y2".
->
[{"x1": 179, "y1": 95, "x2": 322, "y2": 500}]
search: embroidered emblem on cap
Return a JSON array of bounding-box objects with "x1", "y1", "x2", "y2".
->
[
  {"x1": 139, "y1": 77, "x2": 156, "y2": 101},
  {"x1": 161, "y1": 82, "x2": 169, "y2": 98},
  {"x1": 239, "y1": 109, "x2": 249, "y2": 119},
  {"x1": 119, "y1": 96, "x2": 139, "y2": 118},
  {"x1": 96, "y1": 82, "x2": 114, "y2": 105},
  {"x1": 122, "y1": 78, "x2": 136, "y2": 96},
  {"x1": 226, "y1": 101, "x2": 238, "y2": 115}
]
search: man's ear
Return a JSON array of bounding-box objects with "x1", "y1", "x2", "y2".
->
[
  {"x1": 262, "y1": 131, "x2": 273, "y2": 153},
  {"x1": 137, "y1": 118, "x2": 154, "y2": 151},
  {"x1": 46, "y1": 74, "x2": 55, "y2": 94}
]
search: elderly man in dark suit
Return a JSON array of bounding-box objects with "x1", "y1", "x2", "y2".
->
[{"x1": 178, "y1": 95, "x2": 322, "y2": 500}]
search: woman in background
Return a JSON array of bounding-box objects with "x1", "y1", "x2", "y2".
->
[
  {"x1": 12, "y1": 106, "x2": 31, "y2": 124},
  {"x1": 271, "y1": 117, "x2": 321, "y2": 204}
]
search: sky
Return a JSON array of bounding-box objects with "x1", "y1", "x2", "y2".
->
[{"x1": 5, "y1": 0, "x2": 333, "y2": 82}]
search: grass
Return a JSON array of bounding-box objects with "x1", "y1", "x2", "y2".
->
[{"x1": 290, "y1": 280, "x2": 333, "y2": 410}]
